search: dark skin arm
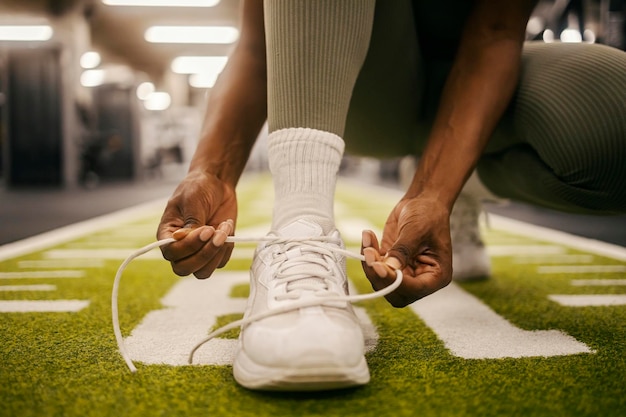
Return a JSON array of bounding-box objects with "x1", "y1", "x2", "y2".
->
[
  {"x1": 157, "y1": 0, "x2": 267, "y2": 278},
  {"x1": 362, "y1": 0, "x2": 538, "y2": 306}
]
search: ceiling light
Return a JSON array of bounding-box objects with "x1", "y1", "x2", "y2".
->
[
  {"x1": 0, "y1": 25, "x2": 53, "y2": 41},
  {"x1": 560, "y1": 29, "x2": 582, "y2": 43},
  {"x1": 145, "y1": 26, "x2": 238, "y2": 44},
  {"x1": 542, "y1": 29, "x2": 554, "y2": 43},
  {"x1": 136, "y1": 82, "x2": 155, "y2": 100},
  {"x1": 189, "y1": 73, "x2": 219, "y2": 89},
  {"x1": 80, "y1": 51, "x2": 101, "y2": 69},
  {"x1": 171, "y1": 56, "x2": 227, "y2": 74},
  {"x1": 80, "y1": 70, "x2": 105, "y2": 88},
  {"x1": 103, "y1": 0, "x2": 219, "y2": 6},
  {"x1": 144, "y1": 92, "x2": 171, "y2": 111}
]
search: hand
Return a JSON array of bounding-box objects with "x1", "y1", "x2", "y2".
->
[
  {"x1": 361, "y1": 196, "x2": 453, "y2": 307},
  {"x1": 157, "y1": 171, "x2": 237, "y2": 279}
]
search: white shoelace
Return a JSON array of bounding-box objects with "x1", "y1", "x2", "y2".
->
[{"x1": 112, "y1": 236, "x2": 403, "y2": 373}]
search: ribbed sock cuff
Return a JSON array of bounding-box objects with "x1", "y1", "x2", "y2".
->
[{"x1": 268, "y1": 128, "x2": 345, "y2": 232}]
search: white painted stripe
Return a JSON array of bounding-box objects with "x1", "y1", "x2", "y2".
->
[
  {"x1": 537, "y1": 265, "x2": 626, "y2": 274},
  {"x1": 410, "y1": 283, "x2": 592, "y2": 358},
  {"x1": 0, "y1": 284, "x2": 56, "y2": 291},
  {"x1": 0, "y1": 199, "x2": 167, "y2": 262},
  {"x1": 18, "y1": 259, "x2": 105, "y2": 268},
  {"x1": 0, "y1": 270, "x2": 85, "y2": 279},
  {"x1": 484, "y1": 236, "x2": 532, "y2": 245},
  {"x1": 0, "y1": 300, "x2": 90, "y2": 313},
  {"x1": 43, "y1": 249, "x2": 163, "y2": 260},
  {"x1": 125, "y1": 272, "x2": 378, "y2": 366},
  {"x1": 337, "y1": 218, "x2": 378, "y2": 243},
  {"x1": 125, "y1": 273, "x2": 248, "y2": 365},
  {"x1": 229, "y1": 247, "x2": 255, "y2": 260},
  {"x1": 235, "y1": 224, "x2": 271, "y2": 238},
  {"x1": 487, "y1": 245, "x2": 567, "y2": 257},
  {"x1": 488, "y1": 214, "x2": 626, "y2": 261},
  {"x1": 65, "y1": 241, "x2": 147, "y2": 248},
  {"x1": 571, "y1": 279, "x2": 626, "y2": 286},
  {"x1": 512, "y1": 254, "x2": 594, "y2": 264},
  {"x1": 549, "y1": 294, "x2": 626, "y2": 307}
]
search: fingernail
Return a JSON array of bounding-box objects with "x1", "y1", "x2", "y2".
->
[
  {"x1": 373, "y1": 262, "x2": 388, "y2": 278},
  {"x1": 385, "y1": 257, "x2": 402, "y2": 270},
  {"x1": 173, "y1": 228, "x2": 190, "y2": 240},
  {"x1": 213, "y1": 230, "x2": 227, "y2": 247},
  {"x1": 362, "y1": 230, "x2": 371, "y2": 247},
  {"x1": 199, "y1": 226, "x2": 215, "y2": 242},
  {"x1": 218, "y1": 221, "x2": 231, "y2": 233},
  {"x1": 363, "y1": 247, "x2": 376, "y2": 266}
]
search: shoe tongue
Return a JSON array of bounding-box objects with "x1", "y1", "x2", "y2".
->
[{"x1": 278, "y1": 218, "x2": 323, "y2": 238}]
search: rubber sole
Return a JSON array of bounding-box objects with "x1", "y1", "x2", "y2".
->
[{"x1": 233, "y1": 350, "x2": 370, "y2": 391}]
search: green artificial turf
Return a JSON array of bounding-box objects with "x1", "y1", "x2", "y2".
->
[{"x1": 0, "y1": 175, "x2": 624, "y2": 417}]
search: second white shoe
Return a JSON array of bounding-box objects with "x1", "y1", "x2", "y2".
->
[
  {"x1": 450, "y1": 194, "x2": 492, "y2": 281},
  {"x1": 233, "y1": 218, "x2": 369, "y2": 391}
]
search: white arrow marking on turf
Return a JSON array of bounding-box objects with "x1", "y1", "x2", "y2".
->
[
  {"x1": 123, "y1": 272, "x2": 378, "y2": 366},
  {"x1": 410, "y1": 283, "x2": 593, "y2": 359}
]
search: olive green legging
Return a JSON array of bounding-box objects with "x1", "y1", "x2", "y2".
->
[{"x1": 264, "y1": 0, "x2": 626, "y2": 215}]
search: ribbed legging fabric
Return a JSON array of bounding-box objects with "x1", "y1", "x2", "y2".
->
[
  {"x1": 477, "y1": 43, "x2": 626, "y2": 214},
  {"x1": 263, "y1": 0, "x2": 375, "y2": 137},
  {"x1": 263, "y1": 0, "x2": 626, "y2": 215}
]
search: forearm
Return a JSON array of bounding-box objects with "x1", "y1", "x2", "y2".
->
[
  {"x1": 407, "y1": 1, "x2": 536, "y2": 209},
  {"x1": 188, "y1": 0, "x2": 267, "y2": 188}
]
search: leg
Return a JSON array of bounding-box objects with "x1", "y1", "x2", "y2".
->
[
  {"x1": 479, "y1": 42, "x2": 626, "y2": 215},
  {"x1": 265, "y1": 0, "x2": 376, "y2": 232},
  {"x1": 234, "y1": 0, "x2": 377, "y2": 391}
]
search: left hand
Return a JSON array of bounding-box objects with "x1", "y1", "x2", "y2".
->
[{"x1": 361, "y1": 195, "x2": 453, "y2": 307}]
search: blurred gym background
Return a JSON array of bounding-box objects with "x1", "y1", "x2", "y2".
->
[{"x1": 0, "y1": 0, "x2": 624, "y2": 245}]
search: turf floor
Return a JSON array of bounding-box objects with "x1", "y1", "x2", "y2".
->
[{"x1": 1, "y1": 175, "x2": 625, "y2": 417}]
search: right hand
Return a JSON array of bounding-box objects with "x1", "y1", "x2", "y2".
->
[{"x1": 157, "y1": 171, "x2": 237, "y2": 279}]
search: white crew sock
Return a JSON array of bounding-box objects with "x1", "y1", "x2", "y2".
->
[{"x1": 268, "y1": 128, "x2": 345, "y2": 234}]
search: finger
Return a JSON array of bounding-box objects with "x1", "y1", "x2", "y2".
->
[
  {"x1": 160, "y1": 226, "x2": 214, "y2": 263},
  {"x1": 372, "y1": 261, "x2": 397, "y2": 279},
  {"x1": 363, "y1": 247, "x2": 379, "y2": 267},
  {"x1": 171, "y1": 239, "x2": 224, "y2": 278},
  {"x1": 189, "y1": 220, "x2": 235, "y2": 278}
]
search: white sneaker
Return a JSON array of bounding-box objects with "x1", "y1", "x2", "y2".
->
[
  {"x1": 233, "y1": 218, "x2": 370, "y2": 391},
  {"x1": 450, "y1": 194, "x2": 491, "y2": 281}
]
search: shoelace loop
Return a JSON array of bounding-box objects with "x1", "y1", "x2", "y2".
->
[
  {"x1": 267, "y1": 236, "x2": 345, "y2": 298},
  {"x1": 112, "y1": 236, "x2": 403, "y2": 373}
]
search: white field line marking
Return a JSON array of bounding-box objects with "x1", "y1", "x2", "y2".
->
[
  {"x1": 487, "y1": 245, "x2": 567, "y2": 257},
  {"x1": 229, "y1": 247, "x2": 255, "y2": 260},
  {"x1": 0, "y1": 284, "x2": 56, "y2": 292},
  {"x1": 18, "y1": 259, "x2": 105, "y2": 268},
  {"x1": 124, "y1": 272, "x2": 378, "y2": 366},
  {"x1": 0, "y1": 300, "x2": 90, "y2": 313},
  {"x1": 0, "y1": 271, "x2": 85, "y2": 279},
  {"x1": 0, "y1": 199, "x2": 167, "y2": 262},
  {"x1": 410, "y1": 282, "x2": 592, "y2": 359},
  {"x1": 488, "y1": 214, "x2": 626, "y2": 261},
  {"x1": 537, "y1": 265, "x2": 626, "y2": 274},
  {"x1": 337, "y1": 218, "x2": 379, "y2": 243},
  {"x1": 64, "y1": 241, "x2": 149, "y2": 248},
  {"x1": 571, "y1": 279, "x2": 626, "y2": 286},
  {"x1": 484, "y1": 236, "x2": 534, "y2": 245},
  {"x1": 512, "y1": 254, "x2": 594, "y2": 264},
  {"x1": 549, "y1": 295, "x2": 626, "y2": 307},
  {"x1": 43, "y1": 249, "x2": 163, "y2": 260}
]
